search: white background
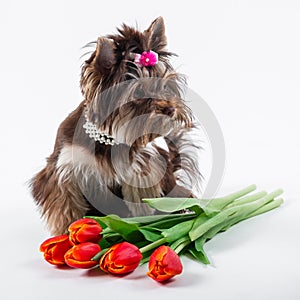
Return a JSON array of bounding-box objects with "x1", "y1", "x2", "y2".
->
[{"x1": 1, "y1": 0, "x2": 299, "y2": 299}]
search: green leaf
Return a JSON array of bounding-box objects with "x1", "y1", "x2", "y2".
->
[
  {"x1": 102, "y1": 233, "x2": 123, "y2": 244},
  {"x1": 122, "y1": 214, "x2": 180, "y2": 224},
  {"x1": 134, "y1": 240, "x2": 150, "y2": 249},
  {"x1": 194, "y1": 236, "x2": 206, "y2": 251},
  {"x1": 189, "y1": 205, "x2": 204, "y2": 215},
  {"x1": 99, "y1": 238, "x2": 115, "y2": 250},
  {"x1": 142, "y1": 213, "x2": 196, "y2": 230},
  {"x1": 189, "y1": 213, "x2": 210, "y2": 239},
  {"x1": 188, "y1": 244, "x2": 210, "y2": 265},
  {"x1": 139, "y1": 228, "x2": 163, "y2": 242},
  {"x1": 99, "y1": 214, "x2": 143, "y2": 242},
  {"x1": 143, "y1": 197, "x2": 208, "y2": 214}
]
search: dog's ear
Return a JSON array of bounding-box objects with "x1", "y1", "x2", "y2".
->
[
  {"x1": 94, "y1": 37, "x2": 116, "y2": 75},
  {"x1": 144, "y1": 16, "x2": 167, "y2": 51}
]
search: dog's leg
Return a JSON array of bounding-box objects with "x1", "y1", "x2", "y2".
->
[
  {"x1": 119, "y1": 137, "x2": 201, "y2": 216},
  {"x1": 121, "y1": 183, "x2": 160, "y2": 216},
  {"x1": 30, "y1": 157, "x2": 89, "y2": 235},
  {"x1": 113, "y1": 144, "x2": 164, "y2": 216},
  {"x1": 164, "y1": 124, "x2": 203, "y2": 198}
]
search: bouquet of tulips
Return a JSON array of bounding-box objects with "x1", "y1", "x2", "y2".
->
[{"x1": 40, "y1": 184, "x2": 284, "y2": 283}]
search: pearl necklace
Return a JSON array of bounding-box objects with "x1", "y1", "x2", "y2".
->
[{"x1": 83, "y1": 111, "x2": 118, "y2": 146}]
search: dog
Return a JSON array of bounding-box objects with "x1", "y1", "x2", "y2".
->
[{"x1": 30, "y1": 17, "x2": 202, "y2": 235}]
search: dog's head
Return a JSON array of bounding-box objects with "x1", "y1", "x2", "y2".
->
[{"x1": 81, "y1": 17, "x2": 193, "y2": 146}]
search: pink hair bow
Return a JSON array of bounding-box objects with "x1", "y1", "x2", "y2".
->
[{"x1": 134, "y1": 51, "x2": 158, "y2": 67}]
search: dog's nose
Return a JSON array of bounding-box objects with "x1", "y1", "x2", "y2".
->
[{"x1": 163, "y1": 107, "x2": 175, "y2": 117}]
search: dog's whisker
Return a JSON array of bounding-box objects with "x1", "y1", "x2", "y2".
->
[
  {"x1": 79, "y1": 51, "x2": 95, "y2": 61},
  {"x1": 81, "y1": 41, "x2": 97, "y2": 49}
]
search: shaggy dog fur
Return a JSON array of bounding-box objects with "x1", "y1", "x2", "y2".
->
[{"x1": 30, "y1": 17, "x2": 202, "y2": 235}]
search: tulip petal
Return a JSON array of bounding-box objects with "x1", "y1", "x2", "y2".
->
[
  {"x1": 147, "y1": 246, "x2": 183, "y2": 282},
  {"x1": 75, "y1": 226, "x2": 101, "y2": 243},
  {"x1": 64, "y1": 257, "x2": 98, "y2": 269},
  {"x1": 40, "y1": 235, "x2": 72, "y2": 266},
  {"x1": 64, "y1": 242, "x2": 101, "y2": 269},
  {"x1": 68, "y1": 218, "x2": 102, "y2": 245},
  {"x1": 163, "y1": 248, "x2": 183, "y2": 274},
  {"x1": 99, "y1": 242, "x2": 142, "y2": 275},
  {"x1": 39, "y1": 235, "x2": 70, "y2": 252},
  {"x1": 72, "y1": 243, "x2": 101, "y2": 261},
  {"x1": 112, "y1": 243, "x2": 142, "y2": 266}
]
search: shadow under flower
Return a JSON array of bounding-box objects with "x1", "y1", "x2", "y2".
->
[
  {"x1": 83, "y1": 267, "x2": 107, "y2": 277},
  {"x1": 54, "y1": 265, "x2": 72, "y2": 271}
]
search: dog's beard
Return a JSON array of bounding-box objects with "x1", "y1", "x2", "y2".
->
[
  {"x1": 85, "y1": 77, "x2": 193, "y2": 146},
  {"x1": 90, "y1": 100, "x2": 192, "y2": 147}
]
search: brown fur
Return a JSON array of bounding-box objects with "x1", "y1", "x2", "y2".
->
[{"x1": 30, "y1": 17, "x2": 201, "y2": 235}]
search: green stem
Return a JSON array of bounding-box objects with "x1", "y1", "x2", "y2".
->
[
  {"x1": 195, "y1": 197, "x2": 284, "y2": 247},
  {"x1": 189, "y1": 207, "x2": 237, "y2": 241},
  {"x1": 92, "y1": 248, "x2": 108, "y2": 261},
  {"x1": 226, "y1": 191, "x2": 267, "y2": 208},
  {"x1": 205, "y1": 184, "x2": 257, "y2": 211},
  {"x1": 221, "y1": 192, "x2": 284, "y2": 231},
  {"x1": 189, "y1": 189, "x2": 283, "y2": 241},
  {"x1": 139, "y1": 238, "x2": 166, "y2": 254},
  {"x1": 245, "y1": 198, "x2": 284, "y2": 218},
  {"x1": 174, "y1": 239, "x2": 191, "y2": 254},
  {"x1": 162, "y1": 219, "x2": 195, "y2": 243},
  {"x1": 211, "y1": 198, "x2": 283, "y2": 235},
  {"x1": 170, "y1": 235, "x2": 190, "y2": 251}
]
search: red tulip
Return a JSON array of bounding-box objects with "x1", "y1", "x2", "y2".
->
[
  {"x1": 64, "y1": 242, "x2": 101, "y2": 269},
  {"x1": 68, "y1": 218, "x2": 102, "y2": 245},
  {"x1": 147, "y1": 245, "x2": 183, "y2": 282},
  {"x1": 40, "y1": 235, "x2": 72, "y2": 266},
  {"x1": 99, "y1": 242, "x2": 142, "y2": 275}
]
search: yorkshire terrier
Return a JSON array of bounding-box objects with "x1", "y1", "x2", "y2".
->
[{"x1": 30, "y1": 17, "x2": 202, "y2": 235}]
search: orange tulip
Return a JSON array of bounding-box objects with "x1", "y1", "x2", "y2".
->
[
  {"x1": 68, "y1": 218, "x2": 102, "y2": 245},
  {"x1": 147, "y1": 245, "x2": 183, "y2": 282},
  {"x1": 99, "y1": 242, "x2": 142, "y2": 275},
  {"x1": 64, "y1": 242, "x2": 101, "y2": 269},
  {"x1": 40, "y1": 235, "x2": 72, "y2": 266}
]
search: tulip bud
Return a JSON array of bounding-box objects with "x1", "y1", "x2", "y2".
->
[
  {"x1": 68, "y1": 218, "x2": 102, "y2": 245},
  {"x1": 64, "y1": 242, "x2": 101, "y2": 269},
  {"x1": 99, "y1": 242, "x2": 142, "y2": 275},
  {"x1": 147, "y1": 245, "x2": 183, "y2": 282},
  {"x1": 40, "y1": 235, "x2": 72, "y2": 266}
]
